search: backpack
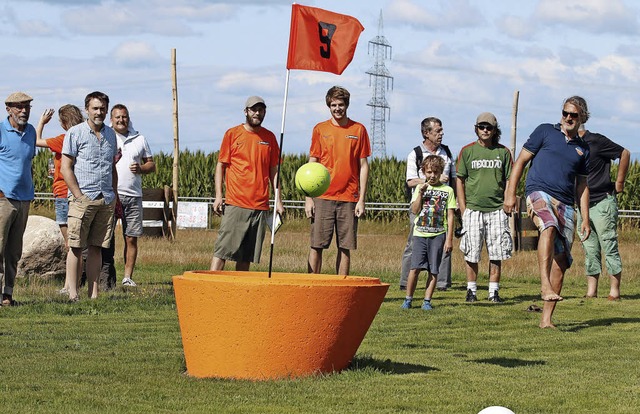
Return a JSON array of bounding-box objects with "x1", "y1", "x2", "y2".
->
[{"x1": 404, "y1": 144, "x2": 453, "y2": 202}]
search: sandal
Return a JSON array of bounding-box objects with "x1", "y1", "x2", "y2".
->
[
  {"x1": 526, "y1": 304, "x2": 542, "y2": 313},
  {"x1": 1, "y1": 297, "x2": 19, "y2": 307}
]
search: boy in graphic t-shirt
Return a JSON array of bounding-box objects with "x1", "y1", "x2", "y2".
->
[{"x1": 401, "y1": 155, "x2": 456, "y2": 311}]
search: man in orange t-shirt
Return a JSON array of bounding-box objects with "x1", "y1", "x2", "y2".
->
[
  {"x1": 305, "y1": 86, "x2": 371, "y2": 275},
  {"x1": 210, "y1": 96, "x2": 284, "y2": 271}
]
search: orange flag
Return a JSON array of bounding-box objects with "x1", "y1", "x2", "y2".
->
[{"x1": 286, "y1": 4, "x2": 364, "y2": 75}]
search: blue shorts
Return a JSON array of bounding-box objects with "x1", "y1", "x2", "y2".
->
[
  {"x1": 410, "y1": 233, "x2": 446, "y2": 274},
  {"x1": 54, "y1": 197, "x2": 69, "y2": 225}
]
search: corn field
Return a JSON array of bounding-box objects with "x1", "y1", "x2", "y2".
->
[{"x1": 32, "y1": 149, "x2": 640, "y2": 223}]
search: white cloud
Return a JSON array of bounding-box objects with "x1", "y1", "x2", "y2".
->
[
  {"x1": 497, "y1": 15, "x2": 535, "y2": 40},
  {"x1": 15, "y1": 19, "x2": 57, "y2": 37},
  {"x1": 386, "y1": 0, "x2": 482, "y2": 30},
  {"x1": 61, "y1": 1, "x2": 237, "y2": 36},
  {"x1": 582, "y1": 54, "x2": 640, "y2": 84},
  {"x1": 111, "y1": 41, "x2": 165, "y2": 67},
  {"x1": 153, "y1": 3, "x2": 235, "y2": 22},
  {"x1": 534, "y1": 0, "x2": 638, "y2": 35},
  {"x1": 216, "y1": 71, "x2": 282, "y2": 95}
]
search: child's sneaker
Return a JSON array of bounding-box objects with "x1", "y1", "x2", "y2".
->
[
  {"x1": 400, "y1": 298, "x2": 412, "y2": 309},
  {"x1": 421, "y1": 300, "x2": 434, "y2": 311}
]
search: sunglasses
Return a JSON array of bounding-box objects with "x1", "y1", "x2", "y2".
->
[
  {"x1": 476, "y1": 124, "x2": 494, "y2": 132},
  {"x1": 562, "y1": 110, "x2": 579, "y2": 119}
]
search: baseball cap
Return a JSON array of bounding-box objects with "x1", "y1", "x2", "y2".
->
[
  {"x1": 245, "y1": 96, "x2": 266, "y2": 108},
  {"x1": 5, "y1": 92, "x2": 33, "y2": 105},
  {"x1": 476, "y1": 112, "x2": 497, "y2": 126}
]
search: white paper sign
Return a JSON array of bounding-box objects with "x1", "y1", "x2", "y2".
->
[{"x1": 177, "y1": 202, "x2": 209, "y2": 229}]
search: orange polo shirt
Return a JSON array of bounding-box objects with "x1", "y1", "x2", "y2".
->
[
  {"x1": 309, "y1": 119, "x2": 371, "y2": 202},
  {"x1": 218, "y1": 124, "x2": 280, "y2": 210}
]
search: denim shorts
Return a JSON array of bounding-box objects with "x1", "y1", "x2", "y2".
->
[{"x1": 54, "y1": 197, "x2": 69, "y2": 225}]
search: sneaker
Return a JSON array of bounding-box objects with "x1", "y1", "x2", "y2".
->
[
  {"x1": 399, "y1": 285, "x2": 407, "y2": 291},
  {"x1": 465, "y1": 289, "x2": 477, "y2": 303},
  {"x1": 400, "y1": 298, "x2": 412, "y2": 309},
  {"x1": 122, "y1": 277, "x2": 137, "y2": 287},
  {"x1": 488, "y1": 293, "x2": 504, "y2": 303},
  {"x1": 421, "y1": 300, "x2": 434, "y2": 311}
]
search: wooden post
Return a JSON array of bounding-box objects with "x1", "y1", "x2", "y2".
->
[
  {"x1": 509, "y1": 90, "x2": 519, "y2": 248},
  {"x1": 171, "y1": 48, "x2": 179, "y2": 240}
]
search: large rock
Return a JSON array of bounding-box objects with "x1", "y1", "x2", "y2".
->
[{"x1": 17, "y1": 215, "x2": 66, "y2": 280}]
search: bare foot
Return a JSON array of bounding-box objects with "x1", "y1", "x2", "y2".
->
[
  {"x1": 541, "y1": 293, "x2": 563, "y2": 301},
  {"x1": 539, "y1": 322, "x2": 556, "y2": 329}
]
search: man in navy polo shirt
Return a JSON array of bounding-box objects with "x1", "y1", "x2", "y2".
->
[
  {"x1": 504, "y1": 96, "x2": 591, "y2": 329},
  {"x1": 0, "y1": 92, "x2": 36, "y2": 307}
]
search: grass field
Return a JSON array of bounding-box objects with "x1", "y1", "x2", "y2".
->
[{"x1": 1, "y1": 217, "x2": 639, "y2": 413}]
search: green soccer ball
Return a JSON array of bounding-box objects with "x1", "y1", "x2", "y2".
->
[{"x1": 294, "y1": 162, "x2": 331, "y2": 198}]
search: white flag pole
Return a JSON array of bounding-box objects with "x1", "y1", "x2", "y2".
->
[{"x1": 267, "y1": 69, "x2": 291, "y2": 278}]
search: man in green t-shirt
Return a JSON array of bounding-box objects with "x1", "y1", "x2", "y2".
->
[{"x1": 456, "y1": 112, "x2": 513, "y2": 303}]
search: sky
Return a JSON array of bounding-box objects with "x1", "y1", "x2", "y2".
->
[{"x1": 2, "y1": 0, "x2": 639, "y2": 160}]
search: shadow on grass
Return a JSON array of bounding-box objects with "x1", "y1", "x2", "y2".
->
[
  {"x1": 469, "y1": 357, "x2": 546, "y2": 368},
  {"x1": 505, "y1": 293, "x2": 544, "y2": 303},
  {"x1": 619, "y1": 293, "x2": 640, "y2": 300},
  {"x1": 562, "y1": 317, "x2": 640, "y2": 332},
  {"x1": 349, "y1": 355, "x2": 439, "y2": 375}
]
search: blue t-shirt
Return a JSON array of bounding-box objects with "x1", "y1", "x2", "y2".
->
[
  {"x1": 0, "y1": 117, "x2": 36, "y2": 201},
  {"x1": 523, "y1": 123, "x2": 589, "y2": 205}
]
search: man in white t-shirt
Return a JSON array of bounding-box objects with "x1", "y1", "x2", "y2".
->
[
  {"x1": 111, "y1": 104, "x2": 156, "y2": 287},
  {"x1": 399, "y1": 117, "x2": 456, "y2": 291}
]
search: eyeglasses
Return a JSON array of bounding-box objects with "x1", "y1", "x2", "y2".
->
[
  {"x1": 562, "y1": 110, "x2": 579, "y2": 119},
  {"x1": 476, "y1": 124, "x2": 494, "y2": 132},
  {"x1": 9, "y1": 104, "x2": 32, "y2": 111}
]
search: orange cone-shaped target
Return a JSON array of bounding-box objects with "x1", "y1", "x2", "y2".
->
[{"x1": 173, "y1": 271, "x2": 389, "y2": 380}]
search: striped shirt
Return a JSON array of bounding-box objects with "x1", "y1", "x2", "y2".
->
[{"x1": 63, "y1": 121, "x2": 118, "y2": 204}]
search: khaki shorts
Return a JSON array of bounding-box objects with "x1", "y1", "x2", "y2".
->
[
  {"x1": 67, "y1": 194, "x2": 115, "y2": 249},
  {"x1": 213, "y1": 205, "x2": 267, "y2": 263},
  {"x1": 310, "y1": 198, "x2": 358, "y2": 250}
]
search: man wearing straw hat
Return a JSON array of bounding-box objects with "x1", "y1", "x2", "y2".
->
[
  {"x1": 0, "y1": 92, "x2": 37, "y2": 307},
  {"x1": 210, "y1": 96, "x2": 283, "y2": 271}
]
